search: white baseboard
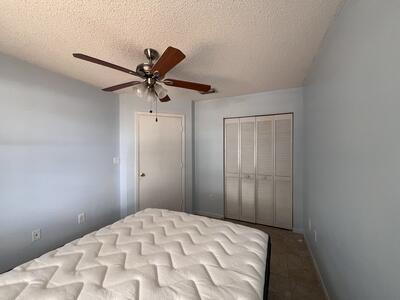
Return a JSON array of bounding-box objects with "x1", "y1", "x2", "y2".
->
[
  {"x1": 193, "y1": 211, "x2": 224, "y2": 219},
  {"x1": 304, "y1": 235, "x2": 330, "y2": 300}
]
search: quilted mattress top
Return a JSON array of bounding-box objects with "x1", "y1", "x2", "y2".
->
[{"x1": 0, "y1": 209, "x2": 269, "y2": 300}]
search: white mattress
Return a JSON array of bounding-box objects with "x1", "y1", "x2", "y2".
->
[{"x1": 0, "y1": 209, "x2": 269, "y2": 300}]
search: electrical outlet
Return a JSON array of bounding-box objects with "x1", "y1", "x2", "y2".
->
[
  {"x1": 113, "y1": 157, "x2": 120, "y2": 165},
  {"x1": 308, "y1": 218, "x2": 312, "y2": 231},
  {"x1": 314, "y1": 230, "x2": 318, "y2": 242},
  {"x1": 78, "y1": 212, "x2": 86, "y2": 224},
  {"x1": 32, "y1": 229, "x2": 41, "y2": 242}
]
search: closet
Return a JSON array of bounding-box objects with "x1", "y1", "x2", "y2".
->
[{"x1": 224, "y1": 113, "x2": 293, "y2": 229}]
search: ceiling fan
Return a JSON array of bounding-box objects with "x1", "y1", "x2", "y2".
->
[{"x1": 72, "y1": 47, "x2": 215, "y2": 103}]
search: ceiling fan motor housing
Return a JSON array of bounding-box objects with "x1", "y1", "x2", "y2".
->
[
  {"x1": 136, "y1": 48, "x2": 163, "y2": 78},
  {"x1": 136, "y1": 63, "x2": 153, "y2": 77}
]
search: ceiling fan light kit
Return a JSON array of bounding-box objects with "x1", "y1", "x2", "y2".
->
[{"x1": 72, "y1": 47, "x2": 214, "y2": 104}]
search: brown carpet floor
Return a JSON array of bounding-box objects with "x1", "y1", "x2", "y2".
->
[{"x1": 227, "y1": 219, "x2": 327, "y2": 300}]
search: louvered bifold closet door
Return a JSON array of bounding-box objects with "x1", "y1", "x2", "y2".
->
[
  {"x1": 224, "y1": 119, "x2": 240, "y2": 219},
  {"x1": 274, "y1": 115, "x2": 293, "y2": 229},
  {"x1": 224, "y1": 114, "x2": 292, "y2": 229},
  {"x1": 240, "y1": 117, "x2": 256, "y2": 223},
  {"x1": 256, "y1": 116, "x2": 274, "y2": 226}
]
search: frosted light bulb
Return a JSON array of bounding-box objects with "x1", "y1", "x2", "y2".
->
[
  {"x1": 154, "y1": 84, "x2": 168, "y2": 99},
  {"x1": 146, "y1": 90, "x2": 156, "y2": 103},
  {"x1": 135, "y1": 83, "x2": 148, "y2": 98}
]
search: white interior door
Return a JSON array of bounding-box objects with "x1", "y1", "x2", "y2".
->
[{"x1": 137, "y1": 113, "x2": 184, "y2": 211}]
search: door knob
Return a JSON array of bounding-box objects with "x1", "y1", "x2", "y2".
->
[{"x1": 140, "y1": 172, "x2": 146, "y2": 177}]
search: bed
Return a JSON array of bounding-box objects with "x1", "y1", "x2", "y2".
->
[{"x1": 0, "y1": 208, "x2": 270, "y2": 300}]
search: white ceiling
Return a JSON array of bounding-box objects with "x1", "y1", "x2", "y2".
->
[{"x1": 0, "y1": 0, "x2": 343, "y2": 100}]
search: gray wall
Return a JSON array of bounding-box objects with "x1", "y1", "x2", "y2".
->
[
  {"x1": 194, "y1": 88, "x2": 304, "y2": 231},
  {"x1": 119, "y1": 94, "x2": 193, "y2": 216},
  {"x1": 0, "y1": 53, "x2": 120, "y2": 273},
  {"x1": 303, "y1": 1, "x2": 400, "y2": 299}
]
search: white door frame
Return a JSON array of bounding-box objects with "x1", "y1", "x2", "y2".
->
[{"x1": 135, "y1": 112, "x2": 185, "y2": 212}]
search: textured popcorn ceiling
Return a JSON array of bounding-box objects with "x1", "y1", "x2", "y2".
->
[{"x1": 0, "y1": 0, "x2": 343, "y2": 100}]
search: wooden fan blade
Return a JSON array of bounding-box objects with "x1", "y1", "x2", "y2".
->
[
  {"x1": 73, "y1": 53, "x2": 141, "y2": 77},
  {"x1": 102, "y1": 81, "x2": 142, "y2": 92},
  {"x1": 152, "y1": 47, "x2": 185, "y2": 77},
  {"x1": 163, "y1": 78, "x2": 211, "y2": 92},
  {"x1": 159, "y1": 95, "x2": 171, "y2": 102}
]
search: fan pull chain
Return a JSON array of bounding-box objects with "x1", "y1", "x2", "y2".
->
[
  {"x1": 155, "y1": 98, "x2": 158, "y2": 122},
  {"x1": 149, "y1": 99, "x2": 153, "y2": 113}
]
